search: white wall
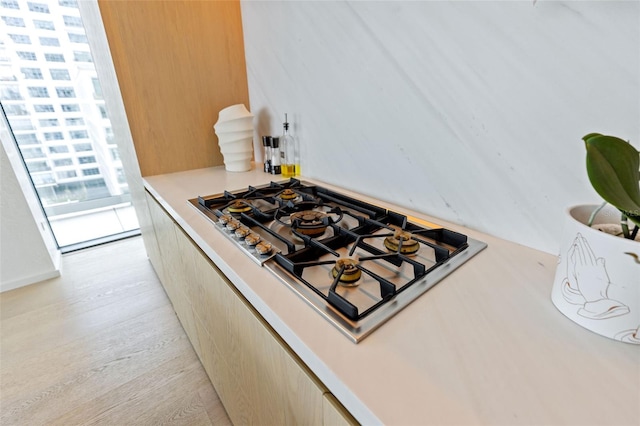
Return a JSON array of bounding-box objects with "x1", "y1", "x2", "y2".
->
[
  {"x1": 1, "y1": 131, "x2": 60, "y2": 292},
  {"x1": 241, "y1": 0, "x2": 639, "y2": 254}
]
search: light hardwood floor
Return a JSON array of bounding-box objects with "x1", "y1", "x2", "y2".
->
[{"x1": 0, "y1": 236, "x2": 231, "y2": 426}]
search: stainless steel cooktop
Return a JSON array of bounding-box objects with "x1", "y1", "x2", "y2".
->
[{"x1": 189, "y1": 179, "x2": 487, "y2": 343}]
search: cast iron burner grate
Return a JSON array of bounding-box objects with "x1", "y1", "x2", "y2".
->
[{"x1": 272, "y1": 215, "x2": 469, "y2": 321}]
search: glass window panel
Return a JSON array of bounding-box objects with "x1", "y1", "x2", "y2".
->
[
  {"x1": 34, "y1": 104, "x2": 54, "y2": 112},
  {"x1": 0, "y1": 87, "x2": 14, "y2": 100},
  {"x1": 61, "y1": 104, "x2": 79, "y2": 112},
  {"x1": 21, "y1": 147, "x2": 45, "y2": 159},
  {"x1": 27, "y1": 86, "x2": 49, "y2": 97},
  {"x1": 58, "y1": 0, "x2": 78, "y2": 7},
  {"x1": 62, "y1": 15, "x2": 82, "y2": 27},
  {"x1": 16, "y1": 51, "x2": 37, "y2": 61},
  {"x1": 20, "y1": 67, "x2": 44, "y2": 79},
  {"x1": 44, "y1": 132, "x2": 64, "y2": 141},
  {"x1": 2, "y1": 0, "x2": 138, "y2": 248},
  {"x1": 1, "y1": 0, "x2": 20, "y2": 9},
  {"x1": 44, "y1": 53, "x2": 65, "y2": 62},
  {"x1": 91, "y1": 77, "x2": 103, "y2": 98},
  {"x1": 15, "y1": 133, "x2": 38, "y2": 144},
  {"x1": 27, "y1": 160, "x2": 50, "y2": 172},
  {"x1": 39, "y1": 36, "x2": 59, "y2": 46},
  {"x1": 39, "y1": 118, "x2": 59, "y2": 127},
  {"x1": 2, "y1": 16, "x2": 25, "y2": 27},
  {"x1": 82, "y1": 167, "x2": 99, "y2": 176},
  {"x1": 73, "y1": 51, "x2": 92, "y2": 63},
  {"x1": 32, "y1": 173, "x2": 55, "y2": 185},
  {"x1": 10, "y1": 118, "x2": 34, "y2": 130},
  {"x1": 73, "y1": 142, "x2": 91, "y2": 151},
  {"x1": 3, "y1": 104, "x2": 28, "y2": 115},
  {"x1": 27, "y1": 2, "x2": 49, "y2": 13},
  {"x1": 110, "y1": 148, "x2": 120, "y2": 161},
  {"x1": 77, "y1": 155, "x2": 95, "y2": 164},
  {"x1": 69, "y1": 129, "x2": 88, "y2": 139},
  {"x1": 8, "y1": 34, "x2": 31, "y2": 44},
  {"x1": 53, "y1": 158, "x2": 73, "y2": 166},
  {"x1": 56, "y1": 170, "x2": 76, "y2": 179},
  {"x1": 67, "y1": 32, "x2": 87, "y2": 43},
  {"x1": 56, "y1": 87, "x2": 75, "y2": 98},
  {"x1": 48, "y1": 145, "x2": 69, "y2": 153},
  {"x1": 116, "y1": 168, "x2": 126, "y2": 184},
  {"x1": 65, "y1": 117, "x2": 83, "y2": 125},
  {"x1": 0, "y1": 65, "x2": 16, "y2": 82},
  {"x1": 1, "y1": 85, "x2": 23, "y2": 100},
  {"x1": 50, "y1": 68, "x2": 70, "y2": 80},
  {"x1": 33, "y1": 20, "x2": 54, "y2": 30}
]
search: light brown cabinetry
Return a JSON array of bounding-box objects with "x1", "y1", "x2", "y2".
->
[
  {"x1": 145, "y1": 192, "x2": 201, "y2": 355},
  {"x1": 144, "y1": 191, "x2": 357, "y2": 425},
  {"x1": 323, "y1": 393, "x2": 359, "y2": 426}
]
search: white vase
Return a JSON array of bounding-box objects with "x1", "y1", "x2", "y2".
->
[
  {"x1": 214, "y1": 104, "x2": 254, "y2": 172},
  {"x1": 551, "y1": 205, "x2": 640, "y2": 344}
]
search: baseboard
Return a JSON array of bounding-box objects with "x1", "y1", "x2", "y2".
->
[{"x1": 0, "y1": 269, "x2": 61, "y2": 293}]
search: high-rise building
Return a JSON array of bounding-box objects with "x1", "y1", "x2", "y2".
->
[{"x1": 0, "y1": 0, "x2": 127, "y2": 210}]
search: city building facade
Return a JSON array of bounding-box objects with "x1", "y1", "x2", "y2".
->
[{"x1": 0, "y1": 0, "x2": 128, "y2": 218}]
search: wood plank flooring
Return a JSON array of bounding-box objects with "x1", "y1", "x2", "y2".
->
[{"x1": 0, "y1": 236, "x2": 231, "y2": 426}]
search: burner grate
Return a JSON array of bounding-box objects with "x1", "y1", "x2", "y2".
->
[{"x1": 273, "y1": 228, "x2": 431, "y2": 321}]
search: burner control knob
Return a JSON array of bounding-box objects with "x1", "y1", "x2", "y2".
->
[{"x1": 255, "y1": 241, "x2": 273, "y2": 256}]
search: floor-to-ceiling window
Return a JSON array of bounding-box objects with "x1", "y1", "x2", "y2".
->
[{"x1": 0, "y1": 0, "x2": 139, "y2": 251}]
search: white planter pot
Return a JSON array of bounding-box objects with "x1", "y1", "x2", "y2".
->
[
  {"x1": 214, "y1": 104, "x2": 254, "y2": 172},
  {"x1": 551, "y1": 205, "x2": 640, "y2": 344}
]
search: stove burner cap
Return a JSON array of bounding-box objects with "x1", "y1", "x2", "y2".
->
[
  {"x1": 227, "y1": 199, "x2": 252, "y2": 214},
  {"x1": 279, "y1": 189, "x2": 298, "y2": 200},
  {"x1": 290, "y1": 210, "x2": 328, "y2": 237},
  {"x1": 384, "y1": 229, "x2": 420, "y2": 254},
  {"x1": 332, "y1": 258, "x2": 362, "y2": 286}
]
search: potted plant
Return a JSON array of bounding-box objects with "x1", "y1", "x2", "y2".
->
[{"x1": 551, "y1": 133, "x2": 640, "y2": 344}]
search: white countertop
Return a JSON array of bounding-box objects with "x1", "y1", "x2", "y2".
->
[{"x1": 144, "y1": 165, "x2": 639, "y2": 426}]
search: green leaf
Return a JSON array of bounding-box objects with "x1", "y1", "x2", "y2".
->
[
  {"x1": 628, "y1": 214, "x2": 640, "y2": 228},
  {"x1": 584, "y1": 134, "x2": 640, "y2": 226},
  {"x1": 582, "y1": 133, "x2": 603, "y2": 142}
]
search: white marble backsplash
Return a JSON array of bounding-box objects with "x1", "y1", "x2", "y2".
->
[{"x1": 240, "y1": 0, "x2": 639, "y2": 254}]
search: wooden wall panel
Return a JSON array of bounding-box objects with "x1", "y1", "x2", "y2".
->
[{"x1": 98, "y1": 0, "x2": 249, "y2": 177}]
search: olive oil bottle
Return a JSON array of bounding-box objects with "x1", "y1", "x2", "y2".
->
[{"x1": 281, "y1": 113, "x2": 299, "y2": 177}]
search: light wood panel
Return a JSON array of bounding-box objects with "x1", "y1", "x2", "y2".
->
[
  {"x1": 188, "y1": 238, "x2": 326, "y2": 426},
  {"x1": 98, "y1": 0, "x2": 250, "y2": 176},
  {"x1": 0, "y1": 237, "x2": 230, "y2": 426},
  {"x1": 144, "y1": 191, "x2": 358, "y2": 425},
  {"x1": 146, "y1": 191, "x2": 202, "y2": 356},
  {"x1": 323, "y1": 393, "x2": 359, "y2": 426}
]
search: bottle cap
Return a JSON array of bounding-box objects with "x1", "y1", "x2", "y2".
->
[
  {"x1": 271, "y1": 137, "x2": 280, "y2": 148},
  {"x1": 262, "y1": 136, "x2": 272, "y2": 146}
]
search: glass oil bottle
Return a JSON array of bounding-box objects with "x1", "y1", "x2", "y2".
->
[{"x1": 281, "y1": 113, "x2": 299, "y2": 177}]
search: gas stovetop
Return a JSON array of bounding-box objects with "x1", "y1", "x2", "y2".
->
[{"x1": 189, "y1": 178, "x2": 487, "y2": 342}]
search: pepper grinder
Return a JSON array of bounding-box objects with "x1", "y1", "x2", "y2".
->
[
  {"x1": 262, "y1": 136, "x2": 272, "y2": 173},
  {"x1": 270, "y1": 137, "x2": 281, "y2": 175}
]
